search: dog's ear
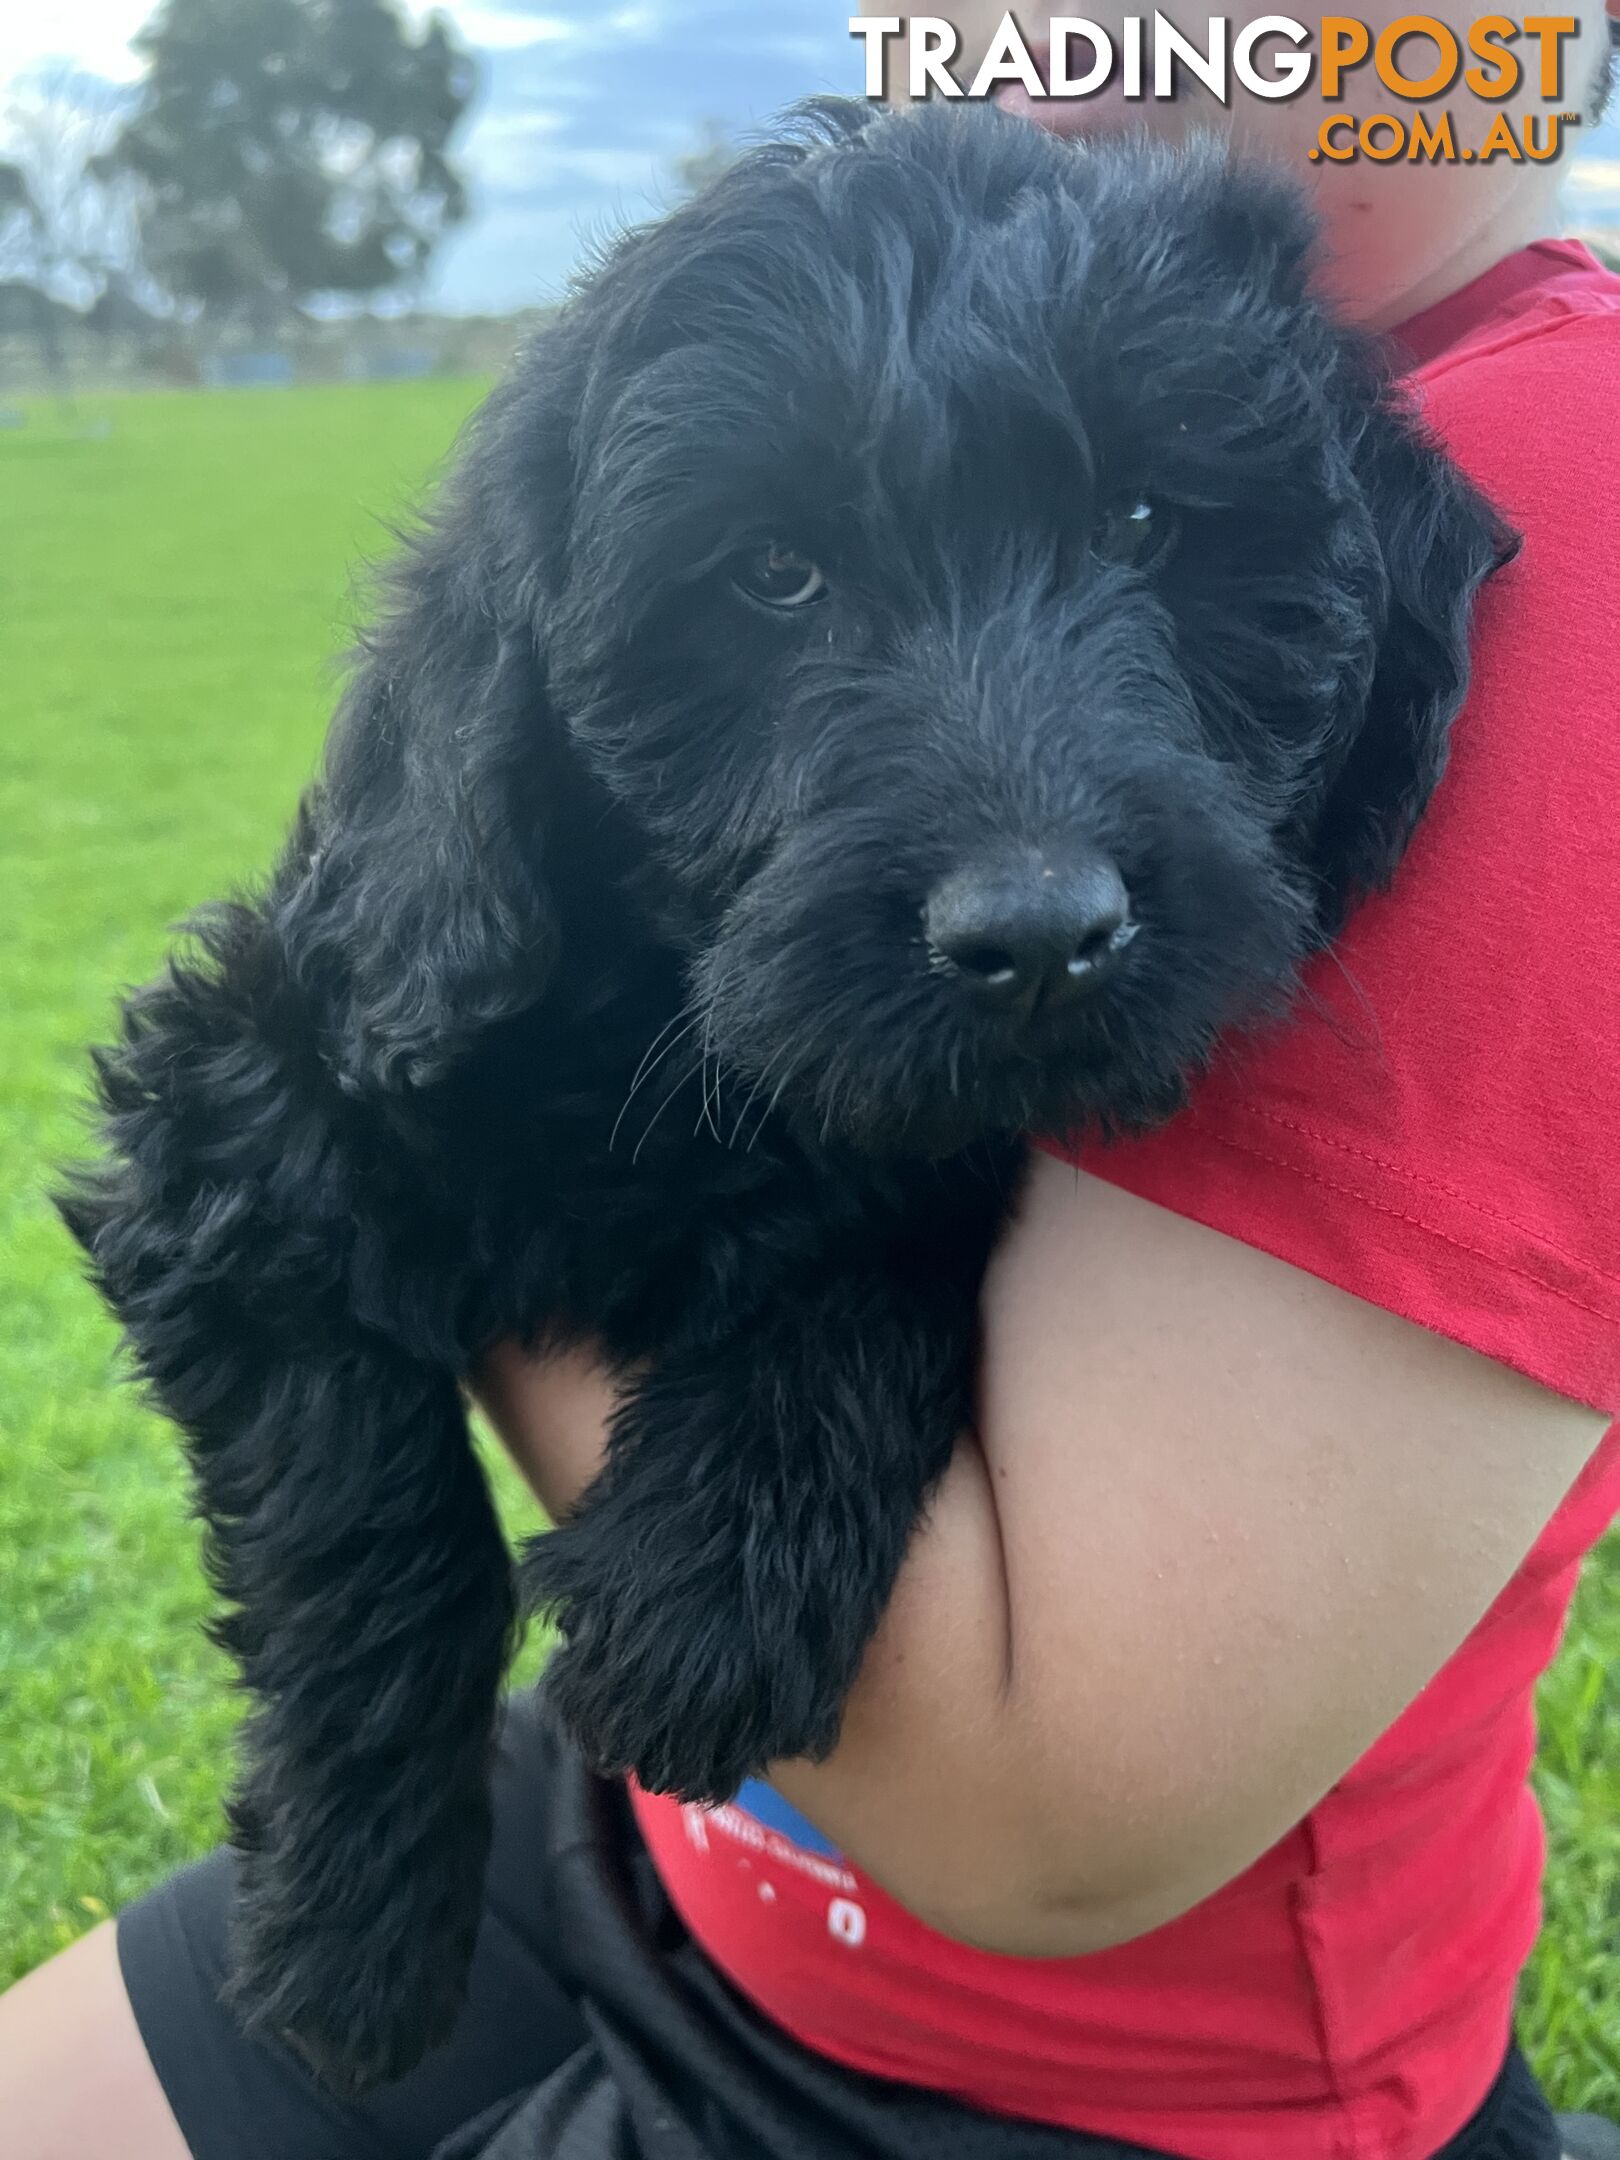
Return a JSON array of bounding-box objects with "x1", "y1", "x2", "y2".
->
[
  {"x1": 278, "y1": 522, "x2": 562, "y2": 1098},
  {"x1": 1310, "y1": 387, "x2": 1517, "y2": 936},
  {"x1": 1170, "y1": 153, "x2": 1516, "y2": 936}
]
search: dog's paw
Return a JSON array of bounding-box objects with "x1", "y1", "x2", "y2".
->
[
  {"x1": 228, "y1": 1878, "x2": 476, "y2": 2097},
  {"x1": 524, "y1": 1516, "x2": 844, "y2": 1803}
]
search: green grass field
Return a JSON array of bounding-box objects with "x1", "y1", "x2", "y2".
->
[{"x1": 2, "y1": 383, "x2": 1616, "y2": 2107}]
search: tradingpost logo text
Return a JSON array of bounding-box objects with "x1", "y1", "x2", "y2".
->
[{"x1": 852, "y1": 13, "x2": 1588, "y2": 162}]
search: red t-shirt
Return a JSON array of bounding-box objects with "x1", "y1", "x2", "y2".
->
[{"x1": 633, "y1": 240, "x2": 1620, "y2": 2160}]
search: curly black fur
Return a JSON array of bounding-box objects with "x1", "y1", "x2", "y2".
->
[{"x1": 61, "y1": 102, "x2": 1513, "y2": 2093}]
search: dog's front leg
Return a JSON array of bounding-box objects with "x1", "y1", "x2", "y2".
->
[{"x1": 524, "y1": 1252, "x2": 984, "y2": 1803}]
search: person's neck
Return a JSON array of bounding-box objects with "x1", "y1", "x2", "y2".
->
[{"x1": 1357, "y1": 191, "x2": 1562, "y2": 332}]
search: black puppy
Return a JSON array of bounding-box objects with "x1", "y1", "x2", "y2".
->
[{"x1": 64, "y1": 102, "x2": 1512, "y2": 2093}]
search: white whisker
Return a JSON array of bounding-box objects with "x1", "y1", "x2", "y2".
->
[
  {"x1": 610, "y1": 1009, "x2": 702, "y2": 1154},
  {"x1": 632, "y1": 1062, "x2": 701, "y2": 1166}
]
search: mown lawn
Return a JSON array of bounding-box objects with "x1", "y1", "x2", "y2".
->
[
  {"x1": 0, "y1": 380, "x2": 547, "y2": 1983},
  {"x1": 1, "y1": 383, "x2": 1616, "y2": 2107}
]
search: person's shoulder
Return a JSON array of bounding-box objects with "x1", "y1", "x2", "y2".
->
[
  {"x1": 1416, "y1": 242, "x2": 1620, "y2": 373},
  {"x1": 1057, "y1": 260, "x2": 1620, "y2": 1412},
  {"x1": 1415, "y1": 263, "x2": 1620, "y2": 532},
  {"x1": 1410, "y1": 267, "x2": 1620, "y2": 778}
]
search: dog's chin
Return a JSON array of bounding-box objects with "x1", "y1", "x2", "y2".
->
[{"x1": 764, "y1": 1041, "x2": 1196, "y2": 1164}]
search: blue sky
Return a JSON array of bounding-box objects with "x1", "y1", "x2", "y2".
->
[
  {"x1": 433, "y1": 2, "x2": 866, "y2": 311},
  {"x1": 3, "y1": 3, "x2": 1616, "y2": 315}
]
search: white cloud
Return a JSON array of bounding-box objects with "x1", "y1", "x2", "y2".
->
[
  {"x1": 1565, "y1": 157, "x2": 1620, "y2": 201},
  {"x1": 0, "y1": 0, "x2": 152, "y2": 87},
  {"x1": 437, "y1": 9, "x2": 578, "y2": 53},
  {"x1": 0, "y1": 1, "x2": 582, "y2": 90}
]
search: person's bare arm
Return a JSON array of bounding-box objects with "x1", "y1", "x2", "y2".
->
[{"x1": 480, "y1": 1151, "x2": 1606, "y2": 1955}]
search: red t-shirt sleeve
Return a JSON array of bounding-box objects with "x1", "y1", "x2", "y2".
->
[{"x1": 1046, "y1": 307, "x2": 1620, "y2": 1413}]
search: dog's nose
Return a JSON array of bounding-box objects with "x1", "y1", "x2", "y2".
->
[{"x1": 925, "y1": 855, "x2": 1136, "y2": 1017}]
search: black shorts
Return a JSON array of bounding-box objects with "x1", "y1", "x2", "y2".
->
[{"x1": 119, "y1": 1688, "x2": 1562, "y2": 2160}]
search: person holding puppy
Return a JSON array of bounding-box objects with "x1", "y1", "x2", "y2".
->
[{"x1": 6, "y1": 7, "x2": 1620, "y2": 2159}]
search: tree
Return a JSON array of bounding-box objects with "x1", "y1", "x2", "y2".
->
[
  {"x1": 0, "y1": 71, "x2": 142, "y2": 385},
  {"x1": 671, "y1": 119, "x2": 738, "y2": 201},
  {"x1": 0, "y1": 166, "x2": 44, "y2": 358},
  {"x1": 107, "y1": 0, "x2": 476, "y2": 327}
]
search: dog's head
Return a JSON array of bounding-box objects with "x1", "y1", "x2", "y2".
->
[{"x1": 308, "y1": 102, "x2": 1512, "y2": 1155}]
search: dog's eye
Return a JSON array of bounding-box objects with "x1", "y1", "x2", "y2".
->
[
  {"x1": 1092, "y1": 498, "x2": 1179, "y2": 570},
  {"x1": 730, "y1": 544, "x2": 829, "y2": 611}
]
